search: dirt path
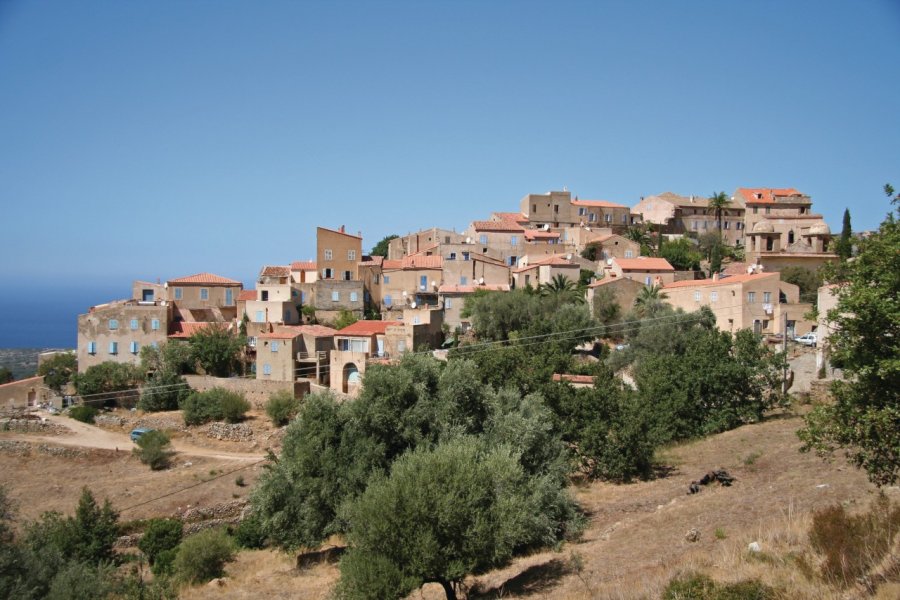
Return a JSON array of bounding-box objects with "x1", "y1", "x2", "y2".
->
[{"x1": 0, "y1": 415, "x2": 264, "y2": 461}]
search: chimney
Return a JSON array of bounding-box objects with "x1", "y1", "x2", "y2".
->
[{"x1": 339, "y1": 225, "x2": 345, "y2": 233}]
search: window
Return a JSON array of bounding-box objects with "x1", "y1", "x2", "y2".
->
[
  {"x1": 589, "y1": 213, "x2": 597, "y2": 222},
  {"x1": 109, "y1": 319, "x2": 119, "y2": 330},
  {"x1": 710, "y1": 291, "x2": 718, "y2": 302},
  {"x1": 462, "y1": 252, "x2": 470, "y2": 261},
  {"x1": 261, "y1": 290, "x2": 269, "y2": 301},
  {"x1": 747, "y1": 291, "x2": 756, "y2": 303},
  {"x1": 384, "y1": 295, "x2": 392, "y2": 306},
  {"x1": 507, "y1": 256, "x2": 517, "y2": 267},
  {"x1": 398, "y1": 340, "x2": 407, "y2": 353},
  {"x1": 413, "y1": 316, "x2": 420, "y2": 325},
  {"x1": 763, "y1": 291, "x2": 772, "y2": 304},
  {"x1": 323, "y1": 268, "x2": 334, "y2": 279},
  {"x1": 605, "y1": 214, "x2": 612, "y2": 223},
  {"x1": 343, "y1": 271, "x2": 351, "y2": 280},
  {"x1": 108, "y1": 341, "x2": 118, "y2": 355},
  {"x1": 324, "y1": 249, "x2": 333, "y2": 260},
  {"x1": 510, "y1": 236, "x2": 517, "y2": 246},
  {"x1": 702, "y1": 221, "x2": 708, "y2": 229},
  {"x1": 174, "y1": 287, "x2": 183, "y2": 300},
  {"x1": 130, "y1": 341, "x2": 139, "y2": 354},
  {"x1": 225, "y1": 288, "x2": 233, "y2": 306},
  {"x1": 350, "y1": 292, "x2": 358, "y2": 302},
  {"x1": 332, "y1": 291, "x2": 340, "y2": 302},
  {"x1": 460, "y1": 276, "x2": 468, "y2": 285},
  {"x1": 88, "y1": 341, "x2": 96, "y2": 355},
  {"x1": 301, "y1": 291, "x2": 307, "y2": 302},
  {"x1": 200, "y1": 288, "x2": 209, "y2": 301},
  {"x1": 151, "y1": 318, "x2": 160, "y2": 330},
  {"x1": 624, "y1": 250, "x2": 634, "y2": 258},
  {"x1": 444, "y1": 298, "x2": 452, "y2": 309},
  {"x1": 271, "y1": 341, "x2": 279, "y2": 352},
  {"x1": 263, "y1": 363, "x2": 271, "y2": 375},
  {"x1": 553, "y1": 205, "x2": 559, "y2": 213},
  {"x1": 765, "y1": 207, "x2": 771, "y2": 215},
  {"x1": 479, "y1": 234, "x2": 488, "y2": 244},
  {"x1": 692, "y1": 221, "x2": 698, "y2": 231},
  {"x1": 130, "y1": 319, "x2": 139, "y2": 330},
  {"x1": 753, "y1": 207, "x2": 758, "y2": 214},
  {"x1": 724, "y1": 221, "x2": 730, "y2": 229},
  {"x1": 622, "y1": 214, "x2": 628, "y2": 224},
  {"x1": 348, "y1": 249, "x2": 356, "y2": 260},
  {"x1": 383, "y1": 274, "x2": 390, "y2": 284},
  {"x1": 645, "y1": 276, "x2": 652, "y2": 285},
  {"x1": 694, "y1": 291, "x2": 701, "y2": 302},
  {"x1": 449, "y1": 252, "x2": 456, "y2": 260},
  {"x1": 532, "y1": 204, "x2": 536, "y2": 212},
  {"x1": 255, "y1": 310, "x2": 265, "y2": 322}
]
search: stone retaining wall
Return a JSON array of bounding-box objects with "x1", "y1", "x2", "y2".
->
[
  {"x1": 183, "y1": 375, "x2": 309, "y2": 408},
  {"x1": 0, "y1": 440, "x2": 86, "y2": 458},
  {"x1": 1, "y1": 418, "x2": 69, "y2": 435}
]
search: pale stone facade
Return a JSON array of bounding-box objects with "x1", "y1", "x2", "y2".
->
[
  {"x1": 317, "y1": 226, "x2": 363, "y2": 282},
  {"x1": 77, "y1": 300, "x2": 172, "y2": 372}
]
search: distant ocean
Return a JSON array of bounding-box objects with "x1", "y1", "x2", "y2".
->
[{"x1": 0, "y1": 283, "x2": 128, "y2": 349}]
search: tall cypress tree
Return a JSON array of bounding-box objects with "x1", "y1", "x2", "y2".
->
[{"x1": 837, "y1": 208, "x2": 852, "y2": 260}]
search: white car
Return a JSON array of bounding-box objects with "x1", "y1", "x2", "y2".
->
[{"x1": 794, "y1": 332, "x2": 817, "y2": 347}]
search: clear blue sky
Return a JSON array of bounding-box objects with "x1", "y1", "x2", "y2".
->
[{"x1": 1, "y1": 0, "x2": 898, "y2": 297}]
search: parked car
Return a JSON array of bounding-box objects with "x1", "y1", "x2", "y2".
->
[
  {"x1": 794, "y1": 332, "x2": 817, "y2": 347},
  {"x1": 130, "y1": 428, "x2": 154, "y2": 442}
]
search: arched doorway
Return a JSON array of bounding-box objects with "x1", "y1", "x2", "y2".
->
[
  {"x1": 788, "y1": 230, "x2": 795, "y2": 244},
  {"x1": 342, "y1": 363, "x2": 360, "y2": 394}
]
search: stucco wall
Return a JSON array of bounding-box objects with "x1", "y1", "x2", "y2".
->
[{"x1": 77, "y1": 302, "x2": 171, "y2": 373}]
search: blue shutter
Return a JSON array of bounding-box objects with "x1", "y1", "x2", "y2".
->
[
  {"x1": 263, "y1": 363, "x2": 271, "y2": 375},
  {"x1": 130, "y1": 341, "x2": 139, "y2": 354},
  {"x1": 109, "y1": 341, "x2": 118, "y2": 354},
  {"x1": 384, "y1": 295, "x2": 392, "y2": 306}
]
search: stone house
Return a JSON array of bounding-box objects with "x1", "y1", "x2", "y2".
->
[
  {"x1": 437, "y1": 283, "x2": 510, "y2": 332},
  {"x1": 661, "y1": 270, "x2": 814, "y2": 336},
  {"x1": 330, "y1": 320, "x2": 401, "y2": 395},
  {"x1": 512, "y1": 255, "x2": 581, "y2": 289},
  {"x1": 463, "y1": 220, "x2": 525, "y2": 267},
  {"x1": 0, "y1": 376, "x2": 56, "y2": 411},
  {"x1": 604, "y1": 257, "x2": 676, "y2": 286},
  {"x1": 632, "y1": 192, "x2": 747, "y2": 246},
  {"x1": 519, "y1": 190, "x2": 638, "y2": 234},
  {"x1": 166, "y1": 273, "x2": 242, "y2": 322},
  {"x1": 243, "y1": 265, "x2": 302, "y2": 326},
  {"x1": 584, "y1": 234, "x2": 641, "y2": 261},
  {"x1": 318, "y1": 226, "x2": 363, "y2": 281},
  {"x1": 77, "y1": 299, "x2": 172, "y2": 373},
  {"x1": 388, "y1": 228, "x2": 465, "y2": 260},
  {"x1": 255, "y1": 324, "x2": 336, "y2": 384},
  {"x1": 585, "y1": 276, "x2": 645, "y2": 319}
]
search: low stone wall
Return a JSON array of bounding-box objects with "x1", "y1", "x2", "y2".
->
[
  {"x1": 183, "y1": 375, "x2": 309, "y2": 408},
  {"x1": 206, "y1": 422, "x2": 253, "y2": 442},
  {"x1": 1, "y1": 417, "x2": 69, "y2": 435},
  {"x1": 0, "y1": 440, "x2": 87, "y2": 458}
]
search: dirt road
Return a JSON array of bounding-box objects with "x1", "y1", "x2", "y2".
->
[{"x1": 0, "y1": 415, "x2": 264, "y2": 461}]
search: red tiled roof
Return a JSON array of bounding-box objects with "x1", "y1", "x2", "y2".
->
[
  {"x1": 0, "y1": 375, "x2": 42, "y2": 389},
  {"x1": 382, "y1": 259, "x2": 402, "y2": 270},
  {"x1": 437, "y1": 284, "x2": 509, "y2": 294},
  {"x1": 359, "y1": 255, "x2": 385, "y2": 267},
  {"x1": 237, "y1": 290, "x2": 257, "y2": 301},
  {"x1": 471, "y1": 220, "x2": 525, "y2": 233},
  {"x1": 524, "y1": 230, "x2": 560, "y2": 240},
  {"x1": 572, "y1": 199, "x2": 628, "y2": 209},
  {"x1": 737, "y1": 188, "x2": 804, "y2": 204},
  {"x1": 513, "y1": 255, "x2": 578, "y2": 273},
  {"x1": 588, "y1": 275, "x2": 637, "y2": 288},
  {"x1": 493, "y1": 212, "x2": 528, "y2": 224},
  {"x1": 662, "y1": 272, "x2": 777, "y2": 289},
  {"x1": 552, "y1": 374, "x2": 595, "y2": 384},
  {"x1": 260, "y1": 265, "x2": 290, "y2": 278},
  {"x1": 613, "y1": 258, "x2": 674, "y2": 271},
  {"x1": 291, "y1": 260, "x2": 317, "y2": 271},
  {"x1": 409, "y1": 244, "x2": 439, "y2": 256},
  {"x1": 168, "y1": 321, "x2": 230, "y2": 339},
  {"x1": 168, "y1": 273, "x2": 241, "y2": 285},
  {"x1": 336, "y1": 320, "x2": 402, "y2": 336},
  {"x1": 318, "y1": 226, "x2": 362, "y2": 240}
]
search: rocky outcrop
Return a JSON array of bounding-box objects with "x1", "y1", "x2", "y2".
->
[{"x1": 206, "y1": 423, "x2": 253, "y2": 442}]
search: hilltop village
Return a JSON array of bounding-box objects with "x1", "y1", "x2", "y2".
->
[{"x1": 61, "y1": 186, "x2": 837, "y2": 400}]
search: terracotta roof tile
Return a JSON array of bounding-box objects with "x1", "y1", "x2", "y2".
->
[
  {"x1": 168, "y1": 273, "x2": 241, "y2": 285},
  {"x1": 260, "y1": 265, "x2": 291, "y2": 278},
  {"x1": 493, "y1": 212, "x2": 528, "y2": 224},
  {"x1": 613, "y1": 257, "x2": 674, "y2": 271},
  {"x1": 402, "y1": 255, "x2": 443, "y2": 269},
  {"x1": 513, "y1": 255, "x2": 578, "y2": 273},
  {"x1": 336, "y1": 320, "x2": 402, "y2": 336},
  {"x1": 0, "y1": 375, "x2": 42, "y2": 389},
  {"x1": 471, "y1": 220, "x2": 525, "y2": 233},
  {"x1": 552, "y1": 374, "x2": 595, "y2": 384},
  {"x1": 358, "y1": 256, "x2": 384, "y2": 267},
  {"x1": 572, "y1": 199, "x2": 628, "y2": 209},
  {"x1": 524, "y1": 230, "x2": 561, "y2": 240},
  {"x1": 737, "y1": 188, "x2": 805, "y2": 204},
  {"x1": 662, "y1": 272, "x2": 777, "y2": 289},
  {"x1": 291, "y1": 261, "x2": 317, "y2": 271},
  {"x1": 237, "y1": 290, "x2": 257, "y2": 301}
]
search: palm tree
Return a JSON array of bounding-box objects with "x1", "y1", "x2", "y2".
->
[
  {"x1": 539, "y1": 274, "x2": 584, "y2": 304},
  {"x1": 707, "y1": 191, "x2": 730, "y2": 237},
  {"x1": 633, "y1": 284, "x2": 669, "y2": 318},
  {"x1": 625, "y1": 225, "x2": 652, "y2": 248}
]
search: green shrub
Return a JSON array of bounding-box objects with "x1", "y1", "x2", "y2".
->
[
  {"x1": 69, "y1": 405, "x2": 98, "y2": 424},
  {"x1": 172, "y1": 528, "x2": 235, "y2": 584},
  {"x1": 232, "y1": 513, "x2": 267, "y2": 549},
  {"x1": 663, "y1": 571, "x2": 775, "y2": 599},
  {"x1": 265, "y1": 390, "x2": 300, "y2": 426},
  {"x1": 137, "y1": 518, "x2": 182, "y2": 566},
  {"x1": 133, "y1": 431, "x2": 174, "y2": 470},
  {"x1": 808, "y1": 495, "x2": 900, "y2": 586},
  {"x1": 151, "y1": 547, "x2": 178, "y2": 577},
  {"x1": 138, "y1": 370, "x2": 189, "y2": 412},
  {"x1": 219, "y1": 391, "x2": 250, "y2": 424},
  {"x1": 182, "y1": 388, "x2": 249, "y2": 426}
]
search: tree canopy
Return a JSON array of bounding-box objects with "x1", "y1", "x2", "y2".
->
[
  {"x1": 370, "y1": 234, "x2": 399, "y2": 258},
  {"x1": 36, "y1": 352, "x2": 77, "y2": 394},
  {"x1": 189, "y1": 324, "x2": 245, "y2": 377},
  {"x1": 73, "y1": 362, "x2": 143, "y2": 407},
  {"x1": 799, "y1": 188, "x2": 900, "y2": 486},
  {"x1": 659, "y1": 238, "x2": 701, "y2": 271}
]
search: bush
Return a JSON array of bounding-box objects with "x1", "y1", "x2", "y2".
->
[
  {"x1": 808, "y1": 495, "x2": 900, "y2": 586},
  {"x1": 69, "y1": 405, "x2": 98, "y2": 424},
  {"x1": 133, "y1": 431, "x2": 174, "y2": 470},
  {"x1": 663, "y1": 571, "x2": 775, "y2": 599},
  {"x1": 138, "y1": 370, "x2": 189, "y2": 412},
  {"x1": 182, "y1": 387, "x2": 248, "y2": 426},
  {"x1": 265, "y1": 390, "x2": 300, "y2": 427},
  {"x1": 172, "y1": 528, "x2": 235, "y2": 584},
  {"x1": 137, "y1": 518, "x2": 182, "y2": 566},
  {"x1": 232, "y1": 513, "x2": 267, "y2": 549}
]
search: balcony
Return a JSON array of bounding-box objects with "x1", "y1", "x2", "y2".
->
[{"x1": 296, "y1": 351, "x2": 328, "y2": 361}]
